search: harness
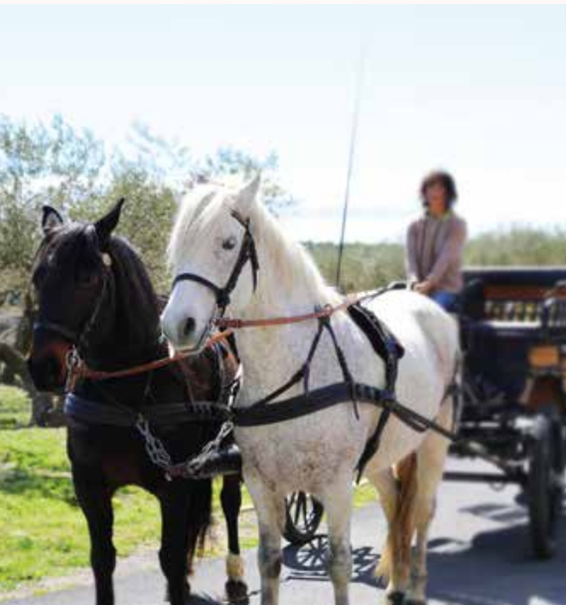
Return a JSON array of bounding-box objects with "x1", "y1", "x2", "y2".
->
[
  {"x1": 64, "y1": 393, "x2": 232, "y2": 428},
  {"x1": 163, "y1": 210, "x2": 460, "y2": 480}
]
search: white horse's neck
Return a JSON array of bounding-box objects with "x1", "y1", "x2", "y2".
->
[
  {"x1": 232, "y1": 208, "x2": 347, "y2": 404},
  {"x1": 242, "y1": 207, "x2": 341, "y2": 316}
]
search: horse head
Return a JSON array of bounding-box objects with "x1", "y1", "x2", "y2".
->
[
  {"x1": 162, "y1": 175, "x2": 262, "y2": 352},
  {"x1": 27, "y1": 200, "x2": 125, "y2": 392}
]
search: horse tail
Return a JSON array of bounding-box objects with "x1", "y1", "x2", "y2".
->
[
  {"x1": 395, "y1": 452, "x2": 419, "y2": 568},
  {"x1": 374, "y1": 452, "x2": 418, "y2": 581},
  {"x1": 185, "y1": 478, "x2": 213, "y2": 574}
]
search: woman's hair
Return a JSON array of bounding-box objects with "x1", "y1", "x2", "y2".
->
[{"x1": 420, "y1": 170, "x2": 458, "y2": 209}]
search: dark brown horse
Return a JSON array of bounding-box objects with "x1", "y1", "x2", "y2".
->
[{"x1": 27, "y1": 201, "x2": 247, "y2": 605}]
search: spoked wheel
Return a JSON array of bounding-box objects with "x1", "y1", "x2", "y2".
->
[
  {"x1": 283, "y1": 491, "x2": 324, "y2": 545},
  {"x1": 527, "y1": 409, "x2": 564, "y2": 559}
]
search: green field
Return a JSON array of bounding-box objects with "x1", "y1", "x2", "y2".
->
[
  {"x1": 0, "y1": 386, "x2": 30, "y2": 430},
  {"x1": 0, "y1": 386, "x2": 375, "y2": 595},
  {"x1": 0, "y1": 425, "x2": 164, "y2": 592}
]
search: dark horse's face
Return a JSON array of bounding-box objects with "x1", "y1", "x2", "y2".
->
[{"x1": 27, "y1": 201, "x2": 124, "y2": 392}]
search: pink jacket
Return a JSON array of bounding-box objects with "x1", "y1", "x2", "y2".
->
[{"x1": 406, "y1": 212, "x2": 467, "y2": 293}]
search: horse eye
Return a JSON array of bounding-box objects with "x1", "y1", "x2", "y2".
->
[
  {"x1": 222, "y1": 236, "x2": 237, "y2": 251},
  {"x1": 77, "y1": 271, "x2": 98, "y2": 288}
]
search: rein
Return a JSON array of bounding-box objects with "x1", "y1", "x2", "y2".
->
[
  {"x1": 66, "y1": 329, "x2": 233, "y2": 387},
  {"x1": 215, "y1": 293, "x2": 364, "y2": 330}
]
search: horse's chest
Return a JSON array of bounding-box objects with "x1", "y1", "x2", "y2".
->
[{"x1": 68, "y1": 426, "x2": 148, "y2": 487}]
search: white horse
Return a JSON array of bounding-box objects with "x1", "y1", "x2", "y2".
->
[{"x1": 161, "y1": 177, "x2": 459, "y2": 605}]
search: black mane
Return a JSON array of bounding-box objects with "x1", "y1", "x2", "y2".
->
[{"x1": 106, "y1": 234, "x2": 162, "y2": 358}]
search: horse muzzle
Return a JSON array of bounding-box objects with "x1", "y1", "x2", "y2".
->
[{"x1": 27, "y1": 338, "x2": 71, "y2": 393}]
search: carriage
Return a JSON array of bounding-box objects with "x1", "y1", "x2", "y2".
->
[
  {"x1": 285, "y1": 267, "x2": 566, "y2": 554},
  {"x1": 446, "y1": 266, "x2": 566, "y2": 558}
]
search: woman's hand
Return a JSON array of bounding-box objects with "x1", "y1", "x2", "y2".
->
[{"x1": 414, "y1": 280, "x2": 434, "y2": 296}]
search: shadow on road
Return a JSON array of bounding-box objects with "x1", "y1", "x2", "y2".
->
[
  {"x1": 186, "y1": 496, "x2": 566, "y2": 605},
  {"x1": 252, "y1": 504, "x2": 565, "y2": 605},
  {"x1": 282, "y1": 535, "x2": 381, "y2": 588},
  {"x1": 427, "y1": 515, "x2": 566, "y2": 604}
]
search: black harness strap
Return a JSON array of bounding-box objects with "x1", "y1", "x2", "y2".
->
[
  {"x1": 233, "y1": 383, "x2": 457, "y2": 442},
  {"x1": 348, "y1": 301, "x2": 404, "y2": 479},
  {"x1": 65, "y1": 393, "x2": 232, "y2": 428},
  {"x1": 234, "y1": 383, "x2": 378, "y2": 426}
]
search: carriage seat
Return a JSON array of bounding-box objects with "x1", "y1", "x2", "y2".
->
[
  {"x1": 462, "y1": 318, "x2": 532, "y2": 401},
  {"x1": 459, "y1": 267, "x2": 566, "y2": 401}
]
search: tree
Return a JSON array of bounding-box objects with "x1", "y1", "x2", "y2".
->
[
  {"x1": 196, "y1": 147, "x2": 297, "y2": 214},
  {"x1": 0, "y1": 113, "x2": 105, "y2": 292}
]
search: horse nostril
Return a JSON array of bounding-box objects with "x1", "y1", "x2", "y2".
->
[{"x1": 183, "y1": 318, "x2": 196, "y2": 337}]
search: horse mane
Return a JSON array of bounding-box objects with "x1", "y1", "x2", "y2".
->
[
  {"x1": 169, "y1": 183, "x2": 341, "y2": 308},
  {"x1": 106, "y1": 234, "x2": 162, "y2": 353},
  {"x1": 167, "y1": 184, "x2": 221, "y2": 268}
]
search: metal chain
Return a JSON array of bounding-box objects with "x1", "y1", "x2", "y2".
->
[
  {"x1": 135, "y1": 417, "x2": 175, "y2": 476},
  {"x1": 177, "y1": 420, "x2": 235, "y2": 477},
  {"x1": 135, "y1": 413, "x2": 236, "y2": 481}
]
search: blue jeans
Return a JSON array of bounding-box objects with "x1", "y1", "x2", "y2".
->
[{"x1": 431, "y1": 290, "x2": 459, "y2": 312}]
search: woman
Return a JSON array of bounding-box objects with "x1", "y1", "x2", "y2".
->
[{"x1": 406, "y1": 170, "x2": 467, "y2": 312}]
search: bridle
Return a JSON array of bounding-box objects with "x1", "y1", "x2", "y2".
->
[
  {"x1": 171, "y1": 209, "x2": 260, "y2": 324},
  {"x1": 33, "y1": 262, "x2": 112, "y2": 386},
  {"x1": 170, "y1": 208, "x2": 369, "y2": 332}
]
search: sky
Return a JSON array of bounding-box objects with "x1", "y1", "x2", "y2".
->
[{"x1": 1, "y1": 4, "x2": 566, "y2": 242}]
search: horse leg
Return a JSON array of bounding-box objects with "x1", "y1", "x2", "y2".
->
[
  {"x1": 408, "y1": 401, "x2": 453, "y2": 605},
  {"x1": 159, "y1": 489, "x2": 191, "y2": 605},
  {"x1": 74, "y1": 474, "x2": 116, "y2": 605},
  {"x1": 366, "y1": 463, "x2": 415, "y2": 605},
  {"x1": 321, "y1": 477, "x2": 354, "y2": 605},
  {"x1": 221, "y1": 474, "x2": 248, "y2": 601},
  {"x1": 246, "y1": 475, "x2": 284, "y2": 605}
]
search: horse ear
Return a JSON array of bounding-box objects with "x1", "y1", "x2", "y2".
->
[
  {"x1": 42, "y1": 206, "x2": 64, "y2": 234},
  {"x1": 235, "y1": 173, "x2": 261, "y2": 214},
  {"x1": 95, "y1": 198, "x2": 125, "y2": 250}
]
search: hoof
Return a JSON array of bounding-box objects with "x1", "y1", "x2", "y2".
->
[
  {"x1": 164, "y1": 581, "x2": 191, "y2": 603},
  {"x1": 225, "y1": 579, "x2": 249, "y2": 603},
  {"x1": 386, "y1": 591, "x2": 406, "y2": 605},
  {"x1": 406, "y1": 599, "x2": 426, "y2": 605}
]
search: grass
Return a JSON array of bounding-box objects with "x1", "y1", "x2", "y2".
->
[
  {"x1": 0, "y1": 386, "x2": 378, "y2": 596},
  {"x1": 0, "y1": 385, "x2": 30, "y2": 430},
  {"x1": 0, "y1": 426, "x2": 163, "y2": 592}
]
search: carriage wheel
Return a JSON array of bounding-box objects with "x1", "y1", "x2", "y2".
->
[
  {"x1": 283, "y1": 492, "x2": 324, "y2": 545},
  {"x1": 527, "y1": 410, "x2": 564, "y2": 559}
]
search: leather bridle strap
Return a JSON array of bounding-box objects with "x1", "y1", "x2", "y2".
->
[
  {"x1": 33, "y1": 320, "x2": 79, "y2": 343},
  {"x1": 216, "y1": 293, "x2": 364, "y2": 330},
  {"x1": 33, "y1": 269, "x2": 110, "y2": 354},
  {"x1": 172, "y1": 210, "x2": 259, "y2": 315}
]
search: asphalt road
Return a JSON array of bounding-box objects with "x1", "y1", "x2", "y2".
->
[{"x1": 5, "y1": 458, "x2": 566, "y2": 605}]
